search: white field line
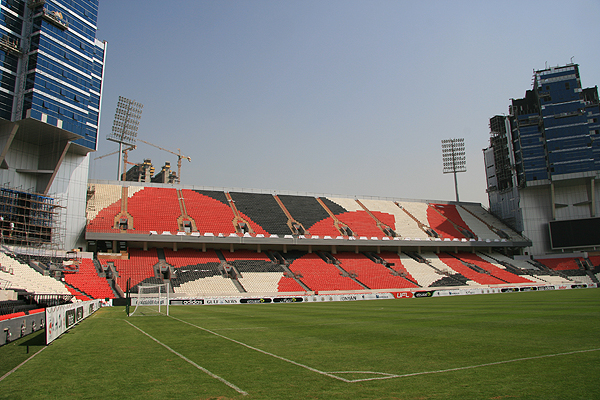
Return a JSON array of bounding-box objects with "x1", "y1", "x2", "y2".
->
[
  {"x1": 0, "y1": 346, "x2": 47, "y2": 383},
  {"x1": 332, "y1": 347, "x2": 600, "y2": 382},
  {"x1": 124, "y1": 320, "x2": 248, "y2": 395},
  {"x1": 169, "y1": 315, "x2": 600, "y2": 384},
  {"x1": 168, "y1": 315, "x2": 352, "y2": 382}
]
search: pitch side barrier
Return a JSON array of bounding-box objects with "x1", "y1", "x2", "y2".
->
[
  {"x1": 0, "y1": 309, "x2": 45, "y2": 346},
  {"x1": 45, "y1": 300, "x2": 102, "y2": 345},
  {"x1": 168, "y1": 283, "x2": 597, "y2": 305}
]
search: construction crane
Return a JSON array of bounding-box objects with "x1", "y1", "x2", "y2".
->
[
  {"x1": 94, "y1": 145, "x2": 137, "y2": 180},
  {"x1": 137, "y1": 139, "x2": 191, "y2": 183},
  {"x1": 94, "y1": 149, "x2": 119, "y2": 160},
  {"x1": 94, "y1": 145, "x2": 136, "y2": 161}
]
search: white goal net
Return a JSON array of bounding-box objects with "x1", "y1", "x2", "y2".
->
[{"x1": 129, "y1": 283, "x2": 170, "y2": 316}]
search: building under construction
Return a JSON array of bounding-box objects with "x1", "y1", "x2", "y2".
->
[
  {"x1": 124, "y1": 159, "x2": 178, "y2": 184},
  {"x1": 484, "y1": 64, "x2": 600, "y2": 255},
  {"x1": 0, "y1": 185, "x2": 67, "y2": 267}
]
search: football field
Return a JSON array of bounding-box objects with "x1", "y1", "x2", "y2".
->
[{"x1": 1, "y1": 289, "x2": 599, "y2": 399}]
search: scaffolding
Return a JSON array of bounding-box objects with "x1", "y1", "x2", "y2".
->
[
  {"x1": 489, "y1": 116, "x2": 513, "y2": 192},
  {"x1": 0, "y1": 184, "x2": 66, "y2": 266}
]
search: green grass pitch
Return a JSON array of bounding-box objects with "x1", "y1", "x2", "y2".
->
[{"x1": 1, "y1": 289, "x2": 599, "y2": 399}]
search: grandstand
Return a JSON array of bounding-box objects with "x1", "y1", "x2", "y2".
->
[
  {"x1": 5, "y1": 181, "x2": 600, "y2": 302},
  {"x1": 68, "y1": 182, "x2": 598, "y2": 298},
  {"x1": 1, "y1": 179, "x2": 599, "y2": 347},
  {"x1": 3, "y1": 181, "x2": 599, "y2": 307}
]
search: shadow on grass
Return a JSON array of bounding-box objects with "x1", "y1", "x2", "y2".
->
[
  {"x1": 18, "y1": 329, "x2": 46, "y2": 348},
  {"x1": 0, "y1": 330, "x2": 46, "y2": 379}
]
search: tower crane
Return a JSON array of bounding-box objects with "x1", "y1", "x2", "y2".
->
[
  {"x1": 137, "y1": 139, "x2": 191, "y2": 182},
  {"x1": 94, "y1": 149, "x2": 120, "y2": 160},
  {"x1": 94, "y1": 145, "x2": 137, "y2": 180}
]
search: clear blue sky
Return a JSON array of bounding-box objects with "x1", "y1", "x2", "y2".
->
[{"x1": 90, "y1": 0, "x2": 600, "y2": 206}]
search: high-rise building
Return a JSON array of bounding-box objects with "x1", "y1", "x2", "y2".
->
[
  {"x1": 484, "y1": 64, "x2": 600, "y2": 255},
  {"x1": 0, "y1": 0, "x2": 106, "y2": 250}
]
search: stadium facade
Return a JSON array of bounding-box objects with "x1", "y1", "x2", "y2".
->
[
  {"x1": 484, "y1": 64, "x2": 600, "y2": 255},
  {"x1": 0, "y1": 0, "x2": 106, "y2": 250}
]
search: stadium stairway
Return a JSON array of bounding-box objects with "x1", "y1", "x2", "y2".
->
[
  {"x1": 429, "y1": 204, "x2": 477, "y2": 239},
  {"x1": 529, "y1": 259, "x2": 574, "y2": 281},
  {"x1": 369, "y1": 252, "x2": 421, "y2": 287},
  {"x1": 324, "y1": 253, "x2": 370, "y2": 290},
  {"x1": 437, "y1": 253, "x2": 506, "y2": 285},
  {"x1": 63, "y1": 282, "x2": 91, "y2": 301},
  {"x1": 403, "y1": 252, "x2": 469, "y2": 287},
  {"x1": 453, "y1": 252, "x2": 534, "y2": 284},
  {"x1": 269, "y1": 252, "x2": 310, "y2": 292}
]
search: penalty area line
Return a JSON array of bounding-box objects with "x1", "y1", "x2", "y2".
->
[
  {"x1": 123, "y1": 320, "x2": 248, "y2": 395},
  {"x1": 168, "y1": 315, "x2": 353, "y2": 383},
  {"x1": 337, "y1": 347, "x2": 600, "y2": 383},
  {"x1": 168, "y1": 316, "x2": 600, "y2": 385}
]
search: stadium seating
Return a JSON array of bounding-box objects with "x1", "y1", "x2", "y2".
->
[
  {"x1": 223, "y1": 250, "x2": 307, "y2": 293},
  {"x1": 64, "y1": 285, "x2": 91, "y2": 301},
  {"x1": 182, "y1": 190, "x2": 236, "y2": 235},
  {"x1": 325, "y1": 197, "x2": 396, "y2": 238},
  {"x1": 377, "y1": 252, "x2": 419, "y2": 282},
  {"x1": 164, "y1": 248, "x2": 221, "y2": 268},
  {"x1": 396, "y1": 201, "x2": 431, "y2": 235},
  {"x1": 334, "y1": 252, "x2": 418, "y2": 289},
  {"x1": 86, "y1": 184, "x2": 532, "y2": 243},
  {"x1": 278, "y1": 195, "x2": 341, "y2": 237},
  {"x1": 86, "y1": 200, "x2": 121, "y2": 232},
  {"x1": 222, "y1": 250, "x2": 270, "y2": 263},
  {"x1": 287, "y1": 253, "x2": 364, "y2": 292},
  {"x1": 459, "y1": 203, "x2": 523, "y2": 242},
  {"x1": 172, "y1": 264, "x2": 239, "y2": 295},
  {"x1": 83, "y1": 184, "x2": 564, "y2": 298},
  {"x1": 455, "y1": 206, "x2": 501, "y2": 240},
  {"x1": 86, "y1": 183, "x2": 124, "y2": 222},
  {"x1": 427, "y1": 205, "x2": 467, "y2": 239},
  {"x1": 102, "y1": 248, "x2": 159, "y2": 291},
  {"x1": 127, "y1": 187, "x2": 180, "y2": 233},
  {"x1": 360, "y1": 199, "x2": 428, "y2": 239},
  {"x1": 228, "y1": 192, "x2": 290, "y2": 237},
  {"x1": 435, "y1": 253, "x2": 505, "y2": 285},
  {"x1": 64, "y1": 258, "x2": 115, "y2": 299},
  {"x1": 394, "y1": 253, "x2": 445, "y2": 287},
  {"x1": 180, "y1": 190, "x2": 269, "y2": 236},
  {"x1": 86, "y1": 185, "x2": 145, "y2": 232},
  {"x1": 0, "y1": 252, "x2": 70, "y2": 295},
  {"x1": 536, "y1": 257, "x2": 581, "y2": 271},
  {"x1": 452, "y1": 252, "x2": 534, "y2": 284}
]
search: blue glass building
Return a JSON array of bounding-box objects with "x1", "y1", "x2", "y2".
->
[
  {"x1": 0, "y1": 0, "x2": 106, "y2": 151},
  {"x1": 0, "y1": 0, "x2": 106, "y2": 250},
  {"x1": 484, "y1": 64, "x2": 600, "y2": 255}
]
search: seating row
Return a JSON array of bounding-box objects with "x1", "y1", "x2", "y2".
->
[
  {"x1": 40, "y1": 249, "x2": 589, "y2": 299},
  {"x1": 86, "y1": 184, "x2": 523, "y2": 241}
]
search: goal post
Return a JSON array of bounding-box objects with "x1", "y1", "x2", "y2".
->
[{"x1": 129, "y1": 282, "x2": 170, "y2": 316}]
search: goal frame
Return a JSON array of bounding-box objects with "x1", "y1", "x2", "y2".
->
[{"x1": 128, "y1": 282, "x2": 170, "y2": 316}]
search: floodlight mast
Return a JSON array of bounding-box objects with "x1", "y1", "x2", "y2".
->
[
  {"x1": 107, "y1": 96, "x2": 143, "y2": 181},
  {"x1": 441, "y1": 138, "x2": 467, "y2": 202}
]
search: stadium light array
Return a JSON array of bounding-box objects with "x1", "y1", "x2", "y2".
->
[
  {"x1": 441, "y1": 138, "x2": 467, "y2": 202},
  {"x1": 107, "y1": 96, "x2": 144, "y2": 180}
]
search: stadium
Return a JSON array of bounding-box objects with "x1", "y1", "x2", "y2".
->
[{"x1": 1, "y1": 1, "x2": 600, "y2": 399}]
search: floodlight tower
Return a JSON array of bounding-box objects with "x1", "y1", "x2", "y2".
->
[
  {"x1": 441, "y1": 138, "x2": 467, "y2": 202},
  {"x1": 107, "y1": 96, "x2": 144, "y2": 180}
]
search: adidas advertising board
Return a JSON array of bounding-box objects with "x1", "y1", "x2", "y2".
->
[{"x1": 164, "y1": 283, "x2": 597, "y2": 308}]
